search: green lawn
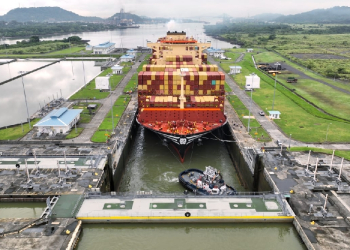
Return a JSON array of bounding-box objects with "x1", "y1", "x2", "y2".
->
[
  {"x1": 91, "y1": 95, "x2": 131, "y2": 142},
  {"x1": 228, "y1": 95, "x2": 271, "y2": 142},
  {"x1": 0, "y1": 118, "x2": 40, "y2": 140},
  {"x1": 46, "y1": 46, "x2": 85, "y2": 55},
  {"x1": 290, "y1": 147, "x2": 350, "y2": 161},
  {"x1": 123, "y1": 55, "x2": 151, "y2": 93},
  {"x1": 72, "y1": 102, "x2": 101, "y2": 123},
  {"x1": 254, "y1": 50, "x2": 350, "y2": 120},
  {"x1": 65, "y1": 127, "x2": 84, "y2": 139},
  {"x1": 69, "y1": 64, "x2": 131, "y2": 100},
  {"x1": 224, "y1": 49, "x2": 350, "y2": 143}
]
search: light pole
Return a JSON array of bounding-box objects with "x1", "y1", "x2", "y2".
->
[
  {"x1": 18, "y1": 71, "x2": 31, "y2": 129},
  {"x1": 247, "y1": 75, "x2": 253, "y2": 133},
  {"x1": 325, "y1": 123, "x2": 332, "y2": 143},
  {"x1": 271, "y1": 62, "x2": 280, "y2": 111},
  {"x1": 109, "y1": 81, "x2": 114, "y2": 132},
  {"x1": 289, "y1": 134, "x2": 292, "y2": 149}
]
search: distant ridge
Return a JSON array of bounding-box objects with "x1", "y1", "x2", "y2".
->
[
  {"x1": 274, "y1": 6, "x2": 350, "y2": 24},
  {"x1": 0, "y1": 7, "x2": 103, "y2": 22}
]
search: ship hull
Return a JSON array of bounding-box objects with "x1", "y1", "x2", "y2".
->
[{"x1": 136, "y1": 117, "x2": 227, "y2": 162}]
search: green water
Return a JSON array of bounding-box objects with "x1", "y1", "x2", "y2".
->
[
  {"x1": 77, "y1": 224, "x2": 306, "y2": 250},
  {"x1": 0, "y1": 202, "x2": 45, "y2": 218},
  {"x1": 119, "y1": 127, "x2": 245, "y2": 193}
]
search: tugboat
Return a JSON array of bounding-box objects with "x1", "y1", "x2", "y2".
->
[{"x1": 178, "y1": 166, "x2": 237, "y2": 195}]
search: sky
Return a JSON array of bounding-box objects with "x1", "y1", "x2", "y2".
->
[{"x1": 1, "y1": 0, "x2": 350, "y2": 19}]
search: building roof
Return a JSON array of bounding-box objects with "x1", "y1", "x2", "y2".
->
[
  {"x1": 121, "y1": 54, "x2": 135, "y2": 59},
  {"x1": 94, "y1": 42, "x2": 115, "y2": 49},
  {"x1": 206, "y1": 47, "x2": 224, "y2": 53},
  {"x1": 111, "y1": 65, "x2": 124, "y2": 70},
  {"x1": 34, "y1": 108, "x2": 82, "y2": 127},
  {"x1": 127, "y1": 49, "x2": 136, "y2": 52},
  {"x1": 268, "y1": 111, "x2": 281, "y2": 115},
  {"x1": 229, "y1": 66, "x2": 242, "y2": 69}
]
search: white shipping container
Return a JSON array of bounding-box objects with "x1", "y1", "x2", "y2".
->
[
  {"x1": 245, "y1": 73, "x2": 260, "y2": 89},
  {"x1": 95, "y1": 76, "x2": 110, "y2": 90}
]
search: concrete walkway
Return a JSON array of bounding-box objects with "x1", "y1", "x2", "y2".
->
[
  {"x1": 64, "y1": 54, "x2": 147, "y2": 143},
  {"x1": 208, "y1": 57, "x2": 350, "y2": 150}
]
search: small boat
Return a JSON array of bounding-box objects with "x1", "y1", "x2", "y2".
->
[{"x1": 179, "y1": 166, "x2": 237, "y2": 195}]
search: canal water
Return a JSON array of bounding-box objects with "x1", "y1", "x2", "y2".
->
[
  {"x1": 0, "y1": 202, "x2": 45, "y2": 218},
  {"x1": 77, "y1": 223, "x2": 306, "y2": 250},
  {"x1": 0, "y1": 60, "x2": 101, "y2": 127},
  {"x1": 3, "y1": 22, "x2": 233, "y2": 49},
  {"x1": 119, "y1": 127, "x2": 245, "y2": 193}
]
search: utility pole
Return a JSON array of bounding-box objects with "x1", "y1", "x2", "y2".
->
[{"x1": 18, "y1": 71, "x2": 31, "y2": 129}]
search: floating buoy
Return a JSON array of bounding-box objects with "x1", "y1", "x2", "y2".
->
[
  {"x1": 290, "y1": 189, "x2": 294, "y2": 194},
  {"x1": 65, "y1": 230, "x2": 71, "y2": 235},
  {"x1": 310, "y1": 221, "x2": 315, "y2": 225}
]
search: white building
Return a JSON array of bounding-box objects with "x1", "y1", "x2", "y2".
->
[
  {"x1": 111, "y1": 65, "x2": 124, "y2": 75},
  {"x1": 95, "y1": 76, "x2": 110, "y2": 90},
  {"x1": 85, "y1": 45, "x2": 93, "y2": 51},
  {"x1": 126, "y1": 49, "x2": 137, "y2": 57},
  {"x1": 213, "y1": 50, "x2": 225, "y2": 58},
  {"x1": 245, "y1": 73, "x2": 260, "y2": 89},
  {"x1": 93, "y1": 42, "x2": 115, "y2": 54},
  {"x1": 34, "y1": 108, "x2": 82, "y2": 136},
  {"x1": 229, "y1": 66, "x2": 242, "y2": 74},
  {"x1": 120, "y1": 54, "x2": 135, "y2": 62},
  {"x1": 247, "y1": 48, "x2": 254, "y2": 53},
  {"x1": 268, "y1": 111, "x2": 281, "y2": 119}
]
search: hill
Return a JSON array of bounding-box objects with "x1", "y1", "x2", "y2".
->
[
  {"x1": 274, "y1": 6, "x2": 350, "y2": 24},
  {"x1": 0, "y1": 7, "x2": 103, "y2": 22}
]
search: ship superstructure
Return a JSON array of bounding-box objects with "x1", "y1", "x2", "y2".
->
[{"x1": 137, "y1": 31, "x2": 227, "y2": 162}]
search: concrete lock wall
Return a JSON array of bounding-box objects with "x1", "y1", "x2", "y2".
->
[
  {"x1": 223, "y1": 124, "x2": 271, "y2": 192},
  {"x1": 109, "y1": 118, "x2": 138, "y2": 191}
]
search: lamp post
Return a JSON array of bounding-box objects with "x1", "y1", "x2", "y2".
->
[
  {"x1": 109, "y1": 81, "x2": 114, "y2": 132},
  {"x1": 271, "y1": 62, "x2": 280, "y2": 111},
  {"x1": 18, "y1": 71, "x2": 31, "y2": 129},
  {"x1": 289, "y1": 134, "x2": 292, "y2": 149},
  {"x1": 325, "y1": 123, "x2": 332, "y2": 143},
  {"x1": 247, "y1": 74, "x2": 253, "y2": 133}
]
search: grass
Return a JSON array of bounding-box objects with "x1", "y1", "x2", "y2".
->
[
  {"x1": 224, "y1": 49, "x2": 350, "y2": 143},
  {"x1": 253, "y1": 50, "x2": 350, "y2": 120},
  {"x1": 290, "y1": 147, "x2": 350, "y2": 161},
  {"x1": 45, "y1": 46, "x2": 85, "y2": 55},
  {"x1": 69, "y1": 64, "x2": 131, "y2": 100},
  {"x1": 91, "y1": 95, "x2": 131, "y2": 142},
  {"x1": 228, "y1": 95, "x2": 271, "y2": 142},
  {"x1": 72, "y1": 102, "x2": 101, "y2": 123},
  {"x1": 0, "y1": 118, "x2": 40, "y2": 140},
  {"x1": 65, "y1": 127, "x2": 84, "y2": 139},
  {"x1": 123, "y1": 55, "x2": 151, "y2": 93}
]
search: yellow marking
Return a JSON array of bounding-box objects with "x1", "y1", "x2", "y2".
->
[{"x1": 77, "y1": 216, "x2": 294, "y2": 220}]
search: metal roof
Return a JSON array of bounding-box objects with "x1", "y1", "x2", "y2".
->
[
  {"x1": 268, "y1": 111, "x2": 281, "y2": 115},
  {"x1": 111, "y1": 65, "x2": 123, "y2": 70},
  {"x1": 121, "y1": 54, "x2": 135, "y2": 59},
  {"x1": 94, "y1": 42, "x2": 115, "y2": 49},
  {"x1": 229, "y1": 66, "x2": 242, "y2": 69},
  {"x1": 34, "y1": 108, "x2": 83, "y2": 127}
]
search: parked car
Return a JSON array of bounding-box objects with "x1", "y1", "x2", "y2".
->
[
  {"x1": 245, "y1": 88, "x2": 253, "y2": 91},
  {"x1": 259, "y1": 111, "x2": 265, "y2": 116}
]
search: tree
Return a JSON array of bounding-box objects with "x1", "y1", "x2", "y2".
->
[
  {"x1": 29, "y1": 36, "x2": 40, "y2": 43},
  {"x1": 268, "y1": 34, "x2": 276, "y2": 40}
]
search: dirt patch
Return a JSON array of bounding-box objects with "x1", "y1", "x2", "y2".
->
[{"x1": 291, "y1": 53, "x2": 349, "y2": 60}]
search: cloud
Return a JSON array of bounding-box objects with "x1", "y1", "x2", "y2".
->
[{"x1": 1, "y1": 1, "x2": 349, "y2": 18}]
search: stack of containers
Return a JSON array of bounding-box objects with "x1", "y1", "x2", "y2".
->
[{"x1": 138, "y1": 66, "x2": 225, "y2": 110}]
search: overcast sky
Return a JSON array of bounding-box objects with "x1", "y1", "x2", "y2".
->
[{"x1": 1, "y1": 1, "x2": 349, "y2": 18}]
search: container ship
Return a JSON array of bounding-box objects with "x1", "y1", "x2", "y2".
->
[{"x1": 137, "y1": 31, "x2": 227, "y2": 162}]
